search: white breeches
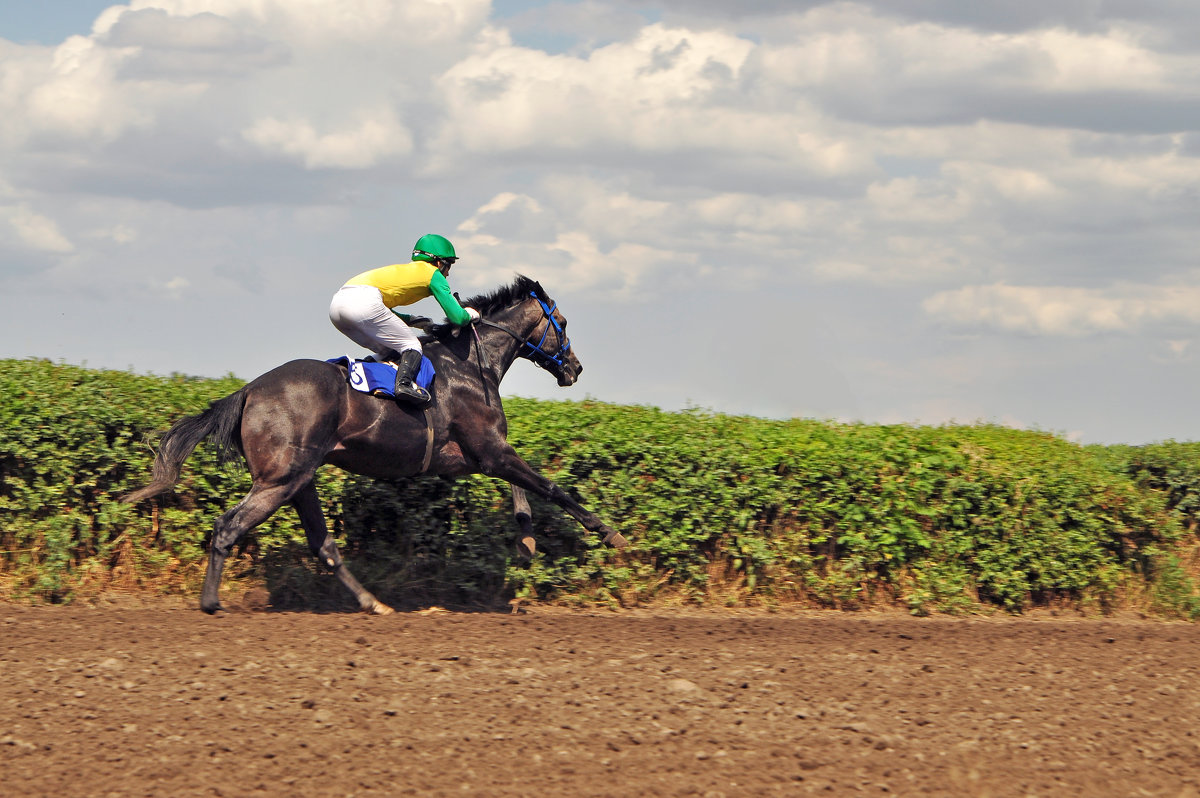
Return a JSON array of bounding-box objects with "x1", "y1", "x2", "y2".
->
[{"x1": 329, "y1": 284, "x2": 422, "y2": 359}]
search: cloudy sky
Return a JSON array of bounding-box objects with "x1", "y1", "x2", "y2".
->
[{"x1": 2, "y1": 0, "x2": 1198, "y2": 444}]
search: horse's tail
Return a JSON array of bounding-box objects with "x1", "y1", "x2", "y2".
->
[{"x1": 120, "y1": 389, "x2": 248, "y2": 504}]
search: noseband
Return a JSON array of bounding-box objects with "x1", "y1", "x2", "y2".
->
[{"x1": 478, "y1": 292, "x2": 572, "y2": 374}]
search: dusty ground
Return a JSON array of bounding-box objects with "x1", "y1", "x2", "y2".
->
[{"x1": 3, "y1": 598, "x2": 1200, "y2": 798}]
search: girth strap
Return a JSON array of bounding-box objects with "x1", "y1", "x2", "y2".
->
[{"x1": 419, "y1": 407, "x2": 434, "y2": 474}]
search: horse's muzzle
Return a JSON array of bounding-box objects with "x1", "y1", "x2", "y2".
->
[{"x1": 557, "y1": 353, "x2": 582, "y2": 386}]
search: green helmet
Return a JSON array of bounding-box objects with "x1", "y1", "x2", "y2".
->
[{"x1": 412, "y1": 234, "x2": 457, "y2": 263}]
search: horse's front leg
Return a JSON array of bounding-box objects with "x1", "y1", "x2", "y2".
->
[
  {"x1": 511, "y1": 485, "x2": 537, "y2": 558},
  {"x1": 485, "y1": 449, "x2": 628, "y2": 549}
]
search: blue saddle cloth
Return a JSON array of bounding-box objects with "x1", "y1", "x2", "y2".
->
[{"x1": 326, "y1": 355, "x2": 435, "y2": 398}]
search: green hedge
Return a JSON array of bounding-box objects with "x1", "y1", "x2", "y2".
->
[{"x1": 1, "y1": 357, "x2": 1198, "y2": 617}]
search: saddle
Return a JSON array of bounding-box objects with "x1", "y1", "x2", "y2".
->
[{"x1": 326, "y1": 355, "x2": 435, "y2": 399}]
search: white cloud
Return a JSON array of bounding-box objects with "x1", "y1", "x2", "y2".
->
[
  {"x1": 456, "y1": 191, "x2": 557, "y2": 245},
  {"x1": 242, "y1": 110, "x2": 414, "y2": 169},
  {"x1": 161, "y1": 275, "x2": 191, "y2": 299},
  {"x1": 2, "y1": 0, "x2": 498, "y2": 188},
  {"x1": 95, "y1": 0, "x2": 492, "y2": 45},
  {"x1": 923, "y1": 282, "x2": 1200, "y2": 336},
  {"x1": 0, "y1": 36, "x2": 149, "y2": 148},
  {"x1": 454, "y1": 187, "x2": 695, "y2": 296},
  {"x1": 748, "y1": 4, "x2": 1200, "y2": 132},
  {"x1": 105, "y1": 224, "x2": 138, "y2": 244},
  {"x1": 1157, "y1": 338, "x2": 1192, "y2": 363},
  {"x1": 866, "y1": 176, "x2": 970, "y2": 223},
  {"x1": 100, "y1": 7, "x2": 291, "y2": 78},
  {"x1": 813, "y1": 236, "x2": 972, "y2": 284},
  {"x1": 3, "y1": 204, "x2": 74, "y2": 253},
  {"x1": 430, "y1": 23, "x2": 873, "y2": 179}
]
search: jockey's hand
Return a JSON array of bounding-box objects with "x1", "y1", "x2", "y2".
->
[{"x1": 465, "y1": 307, "x2": 481, "y2": 324}]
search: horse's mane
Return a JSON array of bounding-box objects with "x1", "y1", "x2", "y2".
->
[{"x1": 425, "y1": 274, "x2": 547, "y2": 340}]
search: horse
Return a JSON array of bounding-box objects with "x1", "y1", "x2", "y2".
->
[{"x1": 121, "y1": 275, "x2": 628, "y2": 614}]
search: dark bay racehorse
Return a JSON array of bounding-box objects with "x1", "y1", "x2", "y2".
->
[{"x1": 122, "y1": 275, "x2": 628, "y2": 614}]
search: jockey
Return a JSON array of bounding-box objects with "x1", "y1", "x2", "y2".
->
[{"x1": 329, "y1": 233, "x2": 480, "y2": 405}]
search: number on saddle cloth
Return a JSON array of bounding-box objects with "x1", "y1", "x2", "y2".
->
[{"x1": 326, "y1": 355, "x2": 436, "y2": 398}]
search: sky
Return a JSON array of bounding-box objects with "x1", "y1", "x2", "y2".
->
[{"x1": 2, "y1": 1, "x2": 1199, "y2": 445}]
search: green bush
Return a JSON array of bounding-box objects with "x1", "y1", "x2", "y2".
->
[
  {"x1": 1104, "y1": 441, "x2": 1200, "y2": 532},
  {"x1": 1, "y1": 358, "x2": 1198, "y2": 617}
]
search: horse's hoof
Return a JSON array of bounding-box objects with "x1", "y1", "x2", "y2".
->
[
  {"x1": 516, "y1": 535, "x2": 537, "y2": 559},
  {"x1": 200, "y1": 602, "x2": 225, "y2": 615},
  {"x1": 369, "y1": 602, "x2": 395, "y2": 616},
  {"x1": 603, "y1": 530, "x2": 629, "y2": 549}
]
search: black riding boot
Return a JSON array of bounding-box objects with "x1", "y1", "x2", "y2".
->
[{"x1": 393, "y1": 349, "x2": 431, "y2": 406}]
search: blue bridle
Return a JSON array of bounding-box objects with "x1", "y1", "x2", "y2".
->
[
  {"x1": 522, "y1": 294, "x2": 572, "y2": 371},
  {"x1": 479, "y1": 292, "x2": 572, "y2": 374}
]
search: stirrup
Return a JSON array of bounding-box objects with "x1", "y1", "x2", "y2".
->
[{"x1": 394, "y1": 383, "x2": 431, "y2": 406}]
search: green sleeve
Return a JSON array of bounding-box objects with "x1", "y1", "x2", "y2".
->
[
  {"x1": 391, "y1": 310, "x2": 411, "y2": 322},
  {"x1": 428, "y1": 270, "x2": 472, "y2": 326}
]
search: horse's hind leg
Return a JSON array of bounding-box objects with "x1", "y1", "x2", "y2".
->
[
  {"x1": 200, "y1": 482, "x2": 296, "y2": 614},
  {"x1": 291, "y1": 481, "x2": 394, "y2": 616}
]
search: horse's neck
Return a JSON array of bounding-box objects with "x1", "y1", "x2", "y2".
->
[
  {"x1": 476, "y1": 302, "x2": 537, "y2": 379},
  {"x1": 423, "y1": 302, "x2": 532, "y2": 380}
]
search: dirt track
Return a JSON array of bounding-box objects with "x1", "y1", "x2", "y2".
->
[{"x1": 3, "y1": 600, "x2": 1199, "y2": 798}]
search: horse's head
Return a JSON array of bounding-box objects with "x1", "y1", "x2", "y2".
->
[
  {"x1": 512, "y1": 283, "x2": 580, "y2": 387},
  {"x1": 444, "y1": 275, "x2": 582, "y2": 387}
]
